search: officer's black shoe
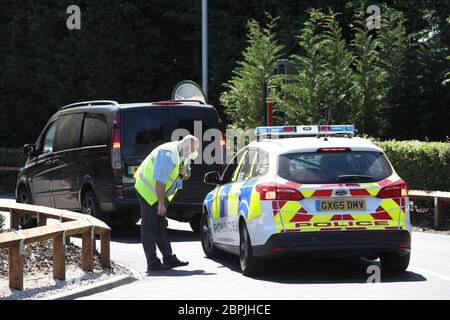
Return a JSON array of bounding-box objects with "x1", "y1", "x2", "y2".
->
[
  {"x1": 163, "y1": 256, "x2": 189, "y2": 268},
  {"x1": 147, "y1": 261, "x2": 170, "y2": 272}
]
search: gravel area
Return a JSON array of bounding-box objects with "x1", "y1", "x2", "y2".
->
[
  {"x1": 0, "y1": 233, "x2": 133, "y2": 300},
  {"x1": 411, "y1": 203, "x2": 450, "y2": 235}
]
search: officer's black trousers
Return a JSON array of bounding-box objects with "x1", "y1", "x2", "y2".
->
[{"x1": 137, "y1": 192, "x2": 174, "y2": 266}]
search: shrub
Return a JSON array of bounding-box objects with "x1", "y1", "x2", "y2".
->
[
  {"x1": 0, "y1": 148, "x2": 27, "y2": 167},
  {"x1": 375, "y1": 140, "x2": 450, "y2": 191}
]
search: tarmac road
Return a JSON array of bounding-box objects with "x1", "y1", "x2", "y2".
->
[
  {"x1": 77, "y1": 220, "x2": 450, "y2": 300},
  {"x1": 1, "y1": 196, "x2": 449, "y2": 300}
]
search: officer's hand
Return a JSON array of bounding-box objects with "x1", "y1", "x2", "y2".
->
[
  {"x1": 179, "y1": 164, "x2": 187, "y2": 177},
  {"x1": 157, "y1": 203, "x2": 167, "y2": 216},
  {"x1": 181, "y1": 171, "x2": 191, "y2": 181},
  {"x1": 179, "y1": 165, "x2": 191, "y2": 181}
]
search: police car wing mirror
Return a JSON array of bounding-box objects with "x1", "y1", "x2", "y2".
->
[
  {"x1": 204, "y1": 171, "x2": 221, "y2": 186},
  {"x1": 23, "y1": 144, "x2": 36, "y2": 157}
]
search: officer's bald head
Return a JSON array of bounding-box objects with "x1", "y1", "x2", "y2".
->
[{"x1": 180, "y1": 135, "x2": 200, "y2": 159}]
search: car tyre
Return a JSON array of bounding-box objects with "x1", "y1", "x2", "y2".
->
[
  {"x1": 16, "y1": 187, "x2": 37, "y2": 229},
  {"x1": 189, "y1": 214, "x2": 202, "y2": 233},
  {"x1": 239, "y1": 222, "x2": 266, "y2": 276},
  {"x1": 200, "y1": 211, "x2": 221, "y2": 258},
  {"x1": 380, "y1": 252, "x2": 410, "y2": 273},
  {"x1": 81, "y1": 191, "x2": 109, "y2": 224}
]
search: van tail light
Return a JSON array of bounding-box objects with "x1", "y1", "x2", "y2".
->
[
  {"x1": 255, "y1": 183, "x2": 303, "y2": 201},
  {"x1": 377, "y1": 180, "x2": 408, "y2": 198},
  {"x1": 110, "y1": 112, "x2": 122, "y2": 172}
]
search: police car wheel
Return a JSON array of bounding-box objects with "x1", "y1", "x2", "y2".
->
[
  {"x1": 239, "y1": 223, "x2": 265, "y2": 276},
  {"x1": 200, "y1": 211, "x2": 221, "y2": 258},
  {"x1": 380, "y1": 252, "x2": 410, "y2": 273},
  {"x1": 189, "y1": 214, "x2": 201, "y2": 233}
]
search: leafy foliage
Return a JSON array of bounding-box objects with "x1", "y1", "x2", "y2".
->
[
  {"x1": 0, "y1": 1, "x2": 448, "y2": 146},
  {"x1": 376, "y1": 140, "x2": 450, "y2": 191},
  {"x1": 0, "y1": 148, "x2": 27, "y2": 167},
  {"x1": 220, "y1": 15, "x2": 284, "y2": 129}
]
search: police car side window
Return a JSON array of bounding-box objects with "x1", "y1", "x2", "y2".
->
[
  {"x1": 222, "y1": 149, "x2": 246, "y2": 184},
  {"x1": 236, "y1": 149, "x2": 257, "y2": 182},
  {"x1": 251, "y1": 151, "x2": 269, "y2": 178}
]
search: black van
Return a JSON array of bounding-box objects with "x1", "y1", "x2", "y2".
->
[{"x1": 16, "y1": 100, "x2": 225, "y2": 230}]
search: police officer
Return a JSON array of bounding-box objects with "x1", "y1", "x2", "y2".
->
[{"x1": 134, "y1": 135, "x2": 200, "y2": 272}]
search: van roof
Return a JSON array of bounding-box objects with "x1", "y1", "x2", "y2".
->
[{"x1": 58, "y1": 100, "x2": 214, "y2": 112}]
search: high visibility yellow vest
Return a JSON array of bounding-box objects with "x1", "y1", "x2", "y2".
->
[{"x1": 134, "y1": 141, "x2": 186, "y2": 206}]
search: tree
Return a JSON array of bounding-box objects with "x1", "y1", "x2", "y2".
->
[
  {"x1": 351, "y1": 3, "x2": 387, "y2": 136},
  {"x1": 320, "y1": 10, "x2": 355, "y2": 124},
  {"x1": 276, "y1": 9, "x2": 328, "y2": 124},
  {"x1": 377, "y1": 5, "x2": 408, "y2": 137},
  {"x1": 220, "y1": 14, "x2": 283, "y2": 129}
]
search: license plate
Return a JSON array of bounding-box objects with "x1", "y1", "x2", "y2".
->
[
  {"x1": 127, "y1": 166, "x2": 139, "y2": 176},
  {"x1": 316, "y1": 199, "x2": 366, "y2": 211}
]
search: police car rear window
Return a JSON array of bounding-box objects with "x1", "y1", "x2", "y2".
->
[{"x1": 278, "y1": 151, "x2": 393, "y2": 184}]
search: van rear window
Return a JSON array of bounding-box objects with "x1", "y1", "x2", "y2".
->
[
  {"x1": 123, "y1": 110, "x2": 165, "y2": 154},
  {"x1": 278, "y1": 151, "x2": 393, "y2": 184}
]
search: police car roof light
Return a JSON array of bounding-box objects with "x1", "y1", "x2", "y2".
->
[{"x1": 255, "y1": 125, "x2": 356, "y2": 136}]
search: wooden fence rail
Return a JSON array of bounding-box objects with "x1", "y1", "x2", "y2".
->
[
  {"x1": 0, "y1": 200, "x2": 111, "y2": 291},
  {"x1": 409, "y1": 190, "x2": 450, "y2": 229}
]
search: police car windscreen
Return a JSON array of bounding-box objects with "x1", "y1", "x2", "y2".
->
[{"x1": 278, "y1": 151, "x2": 393, "y2": 184}]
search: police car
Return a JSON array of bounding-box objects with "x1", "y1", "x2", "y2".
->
[{"x1": 201, "y1": 125, "x2": 411, "y2": 275}]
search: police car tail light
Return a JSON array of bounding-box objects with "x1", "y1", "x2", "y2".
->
[
  {"x1": 318, "y1": 148, "x2": 351, "y2": 152},
  {"x1": 377, "y1": 180, "x2": 408, "y2": 198},
  {"x1": 256, "y1": 183, "x2": 303, "y2": 201}
]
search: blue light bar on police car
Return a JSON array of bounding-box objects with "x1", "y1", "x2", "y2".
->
[{"x1": 255, "y1": 125, "x2": 356, "y2": 136}]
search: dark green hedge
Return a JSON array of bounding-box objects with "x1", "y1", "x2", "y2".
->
[
  {"x1": 0, "y1": 148, "x2": 27, "y2": 167},
  {"x1": 1, "y1": 142, "x2": 449, "y2": 192},
  {"x1": 375, "y1": 140, "x2": 450, "y2": 192}
]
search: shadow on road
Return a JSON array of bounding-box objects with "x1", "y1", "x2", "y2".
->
[
  {"x1": 211, "y1": 255, "x2": 427, "y2": 285},
  {"x1": 145, "y1": 269, "x2": 216, "y2": 277},
  {"x1": 110, "y1": 225, "x2": 200, "y2": 244}
]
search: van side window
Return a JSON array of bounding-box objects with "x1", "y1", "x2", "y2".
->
[
  {"x1": 54, "y1": 113, "x2": 84, "y2": 152},
  {"x1": 42, "y1": 121, "x2": 58, "y2": 154},
  {"x1": 82, "y1": 113, "x2": 107, "y2": 147}
]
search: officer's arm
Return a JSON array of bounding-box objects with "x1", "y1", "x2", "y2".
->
[
  {"x1": 155, "y1": 181, "x2": 166, "y2": 206},
  {"x1": 153, "y1": 150, "x2": 176, "y2": 206}
]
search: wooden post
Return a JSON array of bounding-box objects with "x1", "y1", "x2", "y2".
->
[
  {"x1": 53, "y1": 233, "x2": 65, "y2": 280},
  {"x1": 100, "y1": 231, "x2": 111, "y2": 268},
  {"x1": 434, "y1": 197, "x2": 445, "y2": 229},
  {"x1": 10, "y1": 209, "x2": 19, "y2": 230},
  {"x1": 37, "y1": 215, "x2": 47, "y2": 227},
  {"x1": 82, "y1": 230, "x2": 93, "y2": 272},
  {"x1": 9, "y1": 242, "x2": 24, "y2": 290}
]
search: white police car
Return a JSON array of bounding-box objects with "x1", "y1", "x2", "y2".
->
[{"x1": 201, "y1": 125, "x2": 411, "y2": 275}]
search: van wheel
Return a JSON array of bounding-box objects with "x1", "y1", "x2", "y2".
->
[
  {"x1": 200, "y1": 211, "x2": 221, "y2": 258},
  {"x1": 239, "y1": 222, "x2": 266, "y2": 276},
  {"x1": 380, "y1": 252, "x2": 410, "y2": 273},
  {"x1": 82, "y1": 191, "x2": 108, "y2": 223},
  {"x1": 189, "y1": 214, "x2": 201, "y2": 233},
  {"x1": 16, "y1": 188, "x2": 37, "y2": 229}
]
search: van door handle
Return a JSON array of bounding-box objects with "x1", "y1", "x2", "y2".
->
[{"x1": 45, "y1": 160, "x2": 53, "y2": 166}]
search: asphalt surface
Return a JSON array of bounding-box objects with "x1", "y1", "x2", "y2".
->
[{"x1": 1, "y1": 196, "x2": 450, "y2": 300}]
